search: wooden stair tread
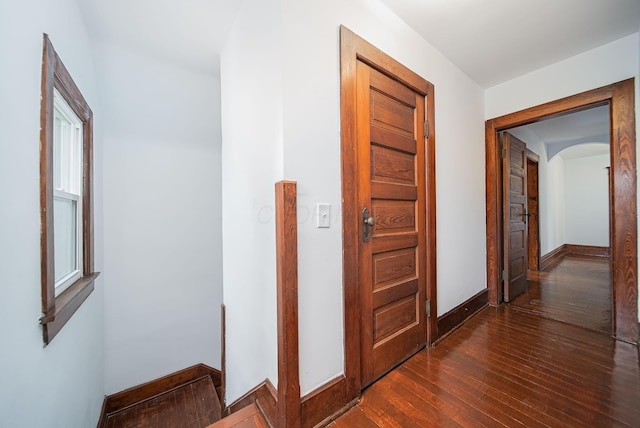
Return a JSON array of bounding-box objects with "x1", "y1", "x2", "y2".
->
[
  {"x1": 105, "y1": 376, "x2": 221, "y2": 427},
  {"x1": 206, "y1": 403, "x2": 269, "y2": 428}
]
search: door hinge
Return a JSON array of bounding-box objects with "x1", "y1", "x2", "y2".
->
[
  {"x1": 425, "y1": 299, "x2": 431, "y2": 317},
  {"x1": 424, "y1": 120, "x2": 429, "y2": 139},
  {"x1": 502, "y1": 269, "x2": 507, "y2": 281}
]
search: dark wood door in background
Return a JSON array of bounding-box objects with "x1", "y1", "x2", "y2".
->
[
  {"x1": 527, "y1": 157, "x2": 540, "y2": 271},
  {"x1": 503, "y1": 133, "x2": 528, "y2": 302},
  {"x1": 356, "y1": 60, "x2": 427, "y2": 387}
]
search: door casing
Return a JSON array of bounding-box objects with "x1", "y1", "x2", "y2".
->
[
  {"x1": 486, "y1": 79, "x2": 638, "y2": 344},
  {"x1": 340, "y1": 26, "x2": 437, "y2": 400}
]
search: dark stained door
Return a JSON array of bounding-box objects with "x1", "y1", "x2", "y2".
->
[
  {"x1": 356, "y1": 60, "x2": 427, "y2": 387},
  {"x1": 503, "y1": 133, "x2": 528, "y2": 302},
  {"x1": 527, "y1": 158, "x2": 540, "y2": 271}
]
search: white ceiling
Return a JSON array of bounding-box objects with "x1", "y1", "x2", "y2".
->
[
  {"x1": 512, "y1": 105, "x2": 610, "y2": 160},
  {"x1": 79, "y1": 0, "x2": 244, "y2": 74},
  {"x1": 378, "y1": 0, "x2": 640, "y2": 87},
  {"x1": 77, "y1": 0, "x2": 632, "y2": 158},
  {"x1": 79, "y1": 0, "x2": 640, "y2": 85}
]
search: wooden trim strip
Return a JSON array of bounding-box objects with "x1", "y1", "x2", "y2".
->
[
  {"x1": 565, "y1": 244, "x2": 610, "y2": 258},
  {"x1": 275, "y1": 180, "x2": 301, "y2": 428},
  {"x1": 221, "y1": 303, "x2": 226, "y2": 409},
  {"x1": 540, "y1": 245, "x2": 567, "y2": 271},
  {"x1": 436, "y1": 289, "x2": 488, "y2": 342},
  {"x1": 226, "y1": 379, "x2": 277, "y2": 426},
  {"x1": 100, "y1": 364, "x2": 222, "y2": 419},
  {"x1": 300, "y1": 376, "x2": 348, "y2": 428}
]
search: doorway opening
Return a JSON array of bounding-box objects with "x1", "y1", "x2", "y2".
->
[{"x1": 485, "y1": 79, "x2": 638, "y2": 344}]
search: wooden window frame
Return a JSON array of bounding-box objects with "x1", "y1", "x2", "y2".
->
[{"x1": 39, "y1": 34, "x2": 99, "y2": 345}]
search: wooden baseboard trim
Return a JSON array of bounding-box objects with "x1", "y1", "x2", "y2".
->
[
  {"x1": 565, "y1": 244, "x2": 610, "y2": 258},
  {"x1": 226, "y1": 379, "x2": 277, "y2": 425},
  {"x1": 436, "y1": 289, "x2": 488, "y2": 342},
  {"x1": 301, "y1": 376, "x2": 348, "y2": 428},
  {"x1": 225, "y1": 376, "x2": 355, "y2": 428},
  {"x1": 540, "y1": 244, "x2": 567, "y2": 271},
  {"x1": 221, "y1": 304, "x2": 226, "y2": 409},
  {"x1": 98, "y1": 363, "x2": 222, "y2": 427}
]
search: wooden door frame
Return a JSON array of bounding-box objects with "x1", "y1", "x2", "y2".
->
[
  {"x1": 340, "y1": 26, "x2": 437, "y2": 401},
  {"x1": 486, "y1": 79, "x2": 638, "y2": 344},
  {"x1": 526, "y1": 150, "x2": 540, "y2": 272}
]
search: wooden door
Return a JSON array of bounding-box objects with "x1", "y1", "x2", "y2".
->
[
  {"x1": 527, "y1": 157, "x2": 540, "y2": 271},
  {"x1": 503, "y1": 133, "x2": 528, "y2": 302},
  {"x1": 356, "y1": 61, "x2": 427, "y2": 387}
]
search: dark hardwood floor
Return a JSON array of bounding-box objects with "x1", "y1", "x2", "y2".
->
[
  {"x1": 331, "y1": 305, "x2": 640, "y2": 427},
  {"x1": 510, "y1": 255, "x2": 612, "y2": 334},
  {"x1": 331, "y1": 257, "x2": 638, "y2": 427}
]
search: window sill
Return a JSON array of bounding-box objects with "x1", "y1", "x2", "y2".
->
[{"x1": 39, "y1": 271, "x2": 100, "y2": 345}]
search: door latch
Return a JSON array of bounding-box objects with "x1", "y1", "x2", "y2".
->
[{"x1": 362, "y1": 207, "x2": 376, "y2": 242}]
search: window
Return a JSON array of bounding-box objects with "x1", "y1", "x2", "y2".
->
[{"x1": 39, "y1": 34, "x2": 99, "y2": 344}]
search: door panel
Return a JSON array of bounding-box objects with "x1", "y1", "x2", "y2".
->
[
  {"x1": 503, "y1": 133, "x2": 528, "y2": 302},
  {"x1": 527, "y1": 158, "x2": 540, "y2": 270},
  {"x1": 357, "y1": 60, "x2": 427, "y2": 387}
]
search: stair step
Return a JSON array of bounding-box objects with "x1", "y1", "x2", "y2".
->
[
  {"x1": 206, "y1": 403, "x2": 269, "y2": 428},
  {"x1": 105, "y1": 376, "x2": 221, "y2": 427}
]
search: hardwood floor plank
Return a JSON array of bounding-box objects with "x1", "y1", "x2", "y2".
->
[
  {"x1": 334, "y1": 257, "x2": 639, "y2": 427},
  {"x1": 175, "y1": 381, "x2": 200, "y2": 428},
  {"x1": 402, "y1": 356, "x2": 556, "y2": 428}
]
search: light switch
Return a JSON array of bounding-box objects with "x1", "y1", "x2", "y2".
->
[{"x1": 317, "y1": 203, "x2": 331, "y2": 228}]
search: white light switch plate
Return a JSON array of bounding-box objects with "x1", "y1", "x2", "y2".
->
[{"x1": 317, "y1": 203, "x2": 331, "y2": 228}]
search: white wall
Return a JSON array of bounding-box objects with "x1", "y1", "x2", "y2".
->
[
  {"x1": 485, "y1": 32, "x2": 639, "y2": 320},
  {"x1": 98, "y1": 42, "x2": 223, "y2": 394},
  {"x1": 220, "y1": 0, "x2": 283, "y2": 402},
  {"x1": 548, "y1": 156, "x2": 566, "y2": 251},
  {"x1": 0, "y1": 0, "x2": 105, "y2": 426},
  {"x1": 279, "y1": 0, "x2": 486, "y2": 395},
  {"x1": 564, "y1": 154, "x2": 610, "y2": 247}
]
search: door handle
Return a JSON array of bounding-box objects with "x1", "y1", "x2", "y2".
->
[{"x1": 362, "y1": 207, "x2": 375, "y2": 242}]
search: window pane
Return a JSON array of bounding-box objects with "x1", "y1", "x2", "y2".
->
[{"x1": 54, "y1": 196, "x2": 77, "y2": 283}]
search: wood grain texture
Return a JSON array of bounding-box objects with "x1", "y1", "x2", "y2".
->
[
  {"x1": 485, "y1": 79, "x2": 637, "y2": 343},
  {"x1": 226, "y1": 380, "x2": 277, "y2": 427},
  {"x1": 436, "y1": 289, "x2": 488, "y2": 341},
  {"x1": 610, "y1": 79, "x2": 638, "y2": 344},
  {"x1": 39, "y1": 34, "x2": 99, "y2": 344},
  {"x1": 512, "y1": 256, "x2": 612, "y2": 334},
  {"x1": 275, "y1": 180, "x2": 301, "y2": 428},
  {"x1": 565, "y1": 244, "x2": 610, "y2": 258},
  {"x1": 328, "y1": 304, "x2": 640, "y2": 427},
  {"x1": 105, "y1": 377, "x2": 220, "y2": 428},
  {"x1": 207, "y1": 403, "x2": 268, "y2": 428},
  {"x1": 340, "y1": 25, "x2": 437, "y2": 401},
  {"x1": 300, "y1": 376, "x2": 351, "y2": 428},
  {"x1": 540, "y1": 244, "x2": 567, "y2": 271},
  {"x1": 526, "y1": 157, "x2": 540, "y2": 271},
  {"x1": 503, "y1": 133, "x2": 528, "y2": 302},
  {"x1": 101, "y1": 364, "x2": 222, "y2": 418}
]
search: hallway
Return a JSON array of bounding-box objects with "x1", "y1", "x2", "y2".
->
[
  {"x1": 330, "y1": 257, "x2": 639, "y2": 427},
  {"x1": 512, "y1": 256, "x2": 612, "y2": 334}
]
